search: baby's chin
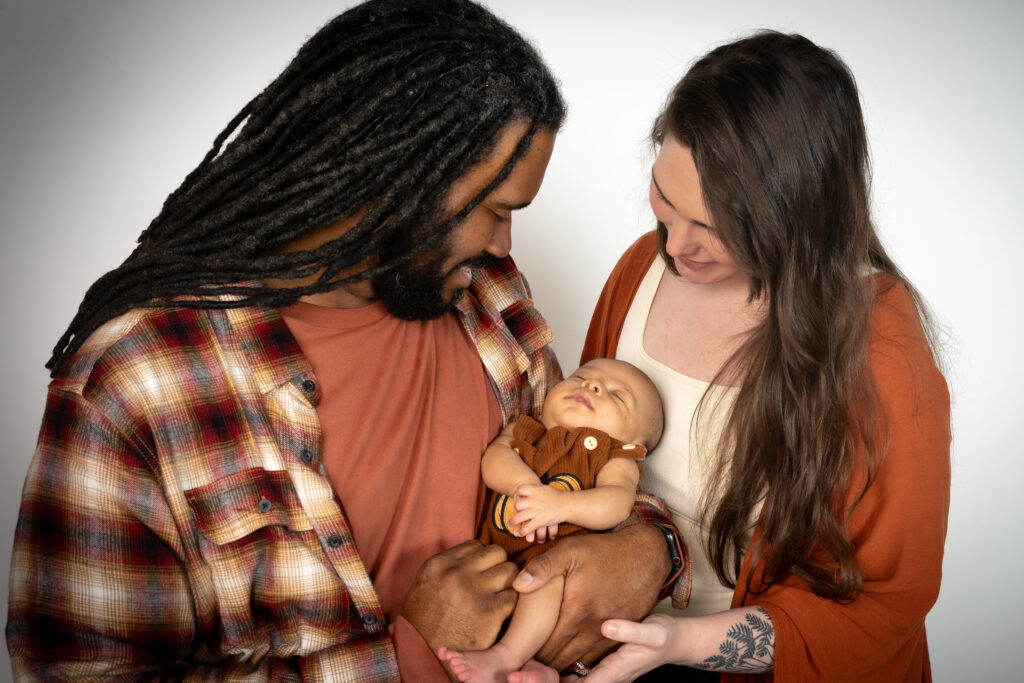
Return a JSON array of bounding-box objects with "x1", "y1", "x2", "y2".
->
[{"x1": 549, "y1": 417, "x2": 637, "y2": 445}]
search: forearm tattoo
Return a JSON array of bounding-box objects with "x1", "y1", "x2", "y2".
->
[{"x1": 693, "y1": 607, "x2": 775, "y2": 673}]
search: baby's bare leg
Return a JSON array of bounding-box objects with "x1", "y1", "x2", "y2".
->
[{"x1": 438, "y1": 576, "x2": 564, "y2": 683}]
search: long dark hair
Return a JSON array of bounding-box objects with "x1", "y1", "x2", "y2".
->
[
  {"x1": 653, "y1": 31, "x2": 938, "y2": 600},
  {"x1": 47, "y1": 0, "x2": 565, "y2": 376}
]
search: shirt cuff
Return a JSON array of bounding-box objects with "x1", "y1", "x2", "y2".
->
[{"x1": 618, "y1": 492, "x2": 690, "y2": 603}]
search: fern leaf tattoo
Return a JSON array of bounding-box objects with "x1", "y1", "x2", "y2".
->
[{"x1": 693, "y1": 607, "x2": 775, "y2": 672}]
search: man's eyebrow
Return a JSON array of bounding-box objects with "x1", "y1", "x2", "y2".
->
[
  {"x1": 493, "y1": 199, "x2": 533, "y2": 211},
  {"x1": 651, "y1": 169, "x2": 715, "y2": 231}
]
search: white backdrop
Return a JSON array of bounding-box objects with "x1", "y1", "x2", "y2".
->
[{"x1": 2, "y1": 0, "x2": 1021, "y2": 679}]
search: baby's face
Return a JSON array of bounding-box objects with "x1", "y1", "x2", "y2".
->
[{"x1": 540, "y1": 359, "x2": 660, "y2": 446}]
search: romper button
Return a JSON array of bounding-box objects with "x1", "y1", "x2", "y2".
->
[
  {"x1": 622, "y1": 443, "x2": 636, "y2": 450},
  {"x1": 258, "y1": 498, "x2": 272, "y2": 513},
  {"x1": 301, "y1": 379, "x2": 316, "y2": 393},
  {"x1": 301, "y1": 449, "x2": 314, "y2": 463},
  {"x1": 327, "y1": 534, "x2": 344, "y2": 548},
  {"x1": 583, "y1": 436, "x2": 598, "y2": 451},
  {"x1": 362, "y1": 613, "x2": 378, "y2": 628}
]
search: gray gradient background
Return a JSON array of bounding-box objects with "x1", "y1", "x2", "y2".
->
[{"x1": 1, "y1": 0, "x2": 1020, "y2": 679}]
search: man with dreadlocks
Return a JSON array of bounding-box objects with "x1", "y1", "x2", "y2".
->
[{"x1": 7, "y1": 1, "x2": 681, "y2": 680}]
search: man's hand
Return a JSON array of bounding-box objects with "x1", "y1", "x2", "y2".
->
[
  {"x1": 402, "y1": 540, "x2": 518, "y2": 654},
  {"x1": 512, "y1": 524, "x2": 670, "y2": 672}
]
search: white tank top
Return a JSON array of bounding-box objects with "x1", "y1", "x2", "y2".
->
[{"x1": 616, "y1": 256, "x2": 739, "y2": 617}]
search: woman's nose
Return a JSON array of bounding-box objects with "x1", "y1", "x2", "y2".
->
[{"x1": 664, "y1": 220, "x2": 696, "y2": 256}]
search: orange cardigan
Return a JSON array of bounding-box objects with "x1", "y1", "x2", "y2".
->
[{"x1": 581, "y1": 232, "x2": 951, "y2": 682}]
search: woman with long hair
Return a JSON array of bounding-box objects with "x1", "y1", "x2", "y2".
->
[{"x1": 576, "y1": 31, "x2": 950, "y2": 681}]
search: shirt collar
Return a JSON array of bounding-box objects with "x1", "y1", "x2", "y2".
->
[
  {"x1": 455, "y1": 255, "x2": 553, "y2": 417},
  {"x1": 220, "y1": 290, "x2": 318, "y2": 399}
]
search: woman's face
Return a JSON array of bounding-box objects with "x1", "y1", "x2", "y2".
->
[{"x1": 649, "y1": 135, "x2": 744, "y2": 287}]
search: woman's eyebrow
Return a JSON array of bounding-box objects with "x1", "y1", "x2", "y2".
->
[
  {"x1": 651, "y1": 170, "x2": 675, "y2": 209},
  {"x1": 651, "y1": 168, "x2": 715, "y2": 231}
]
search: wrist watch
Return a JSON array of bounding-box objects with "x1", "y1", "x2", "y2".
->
[{"x1": 652, "y1": 523, "x2": 683, "y2": 584}]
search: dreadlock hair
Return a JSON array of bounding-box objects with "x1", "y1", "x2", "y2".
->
[
  {"x1": 652, "y1": 31, "x2": 941, "y2": 601},
  {"x1": 47, "y1": 0, "x2": 565, "y2": 376}
]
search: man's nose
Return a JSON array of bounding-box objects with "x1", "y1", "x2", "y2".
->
[{"x1": 485, "y1": 222, "x2": 512, "y2": 258}]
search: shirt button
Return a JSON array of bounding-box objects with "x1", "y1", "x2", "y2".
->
[
  {"x1": 301, "y1": 379, "x2": 317, "y2": 394},
  {"x1": 300, "y1": 449, "x2": 314, "y2": 464},
  {"x1": 258, "y1": 498, "x2": 272, "y2": 513},
  {"x1": 327, "y1": 534, "x2": 344, "y2": 548},
  {"x1": 362, "y1": 613, "x2": 378, "y2": 628},
  {"x1": 583, "y1": 436, "x2": 598, "y2": 451}
]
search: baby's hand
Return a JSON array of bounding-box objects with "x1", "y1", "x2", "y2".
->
[{"x1": 510, "y1": 484, "x2": 567, "y2": 542}]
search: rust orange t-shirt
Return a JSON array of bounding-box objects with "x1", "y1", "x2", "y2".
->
[{"x1": 280, "y1": 300, "x2": 502, "y2": 680}]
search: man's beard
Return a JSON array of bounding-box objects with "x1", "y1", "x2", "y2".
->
[{"x1": 373, "y1": 237, "x2": 498, "y2": 321}]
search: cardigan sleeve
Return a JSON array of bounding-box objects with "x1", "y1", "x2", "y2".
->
[{"x1": 731, "y1": 279, "x2": 951, "y2": 682}]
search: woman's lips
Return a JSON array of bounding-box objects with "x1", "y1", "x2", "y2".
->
[{"x1": 676, "y1": 256, "x2": 712, "y2": 272}]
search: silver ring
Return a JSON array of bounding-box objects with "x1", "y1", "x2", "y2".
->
[{"x1": 572, "y1": 659, "x2": 591, "y2": 676}]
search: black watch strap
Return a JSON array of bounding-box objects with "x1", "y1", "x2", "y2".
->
[{"x1": 653, "y1": 523, "x2": 684, "y2": 588}]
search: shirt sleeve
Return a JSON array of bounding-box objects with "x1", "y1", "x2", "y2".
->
[{"x1": 7, "y1": 387, "x2": 400, "y2": 681}]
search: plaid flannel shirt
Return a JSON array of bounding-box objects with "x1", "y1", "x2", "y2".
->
[{"x1": 7, "y1": 257, "x2": 675, "y2": 681}]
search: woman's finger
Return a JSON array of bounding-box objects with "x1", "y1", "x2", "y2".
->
[{"x1": 601, "y1": 619, "x2": 668, "y2": 648}]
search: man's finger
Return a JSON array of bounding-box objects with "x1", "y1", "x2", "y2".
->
[
  {"x1": 462, "y1": 542, "x2": 510, "y2": 570},
  {"x1": 513, "y1": 543, "x2": 570, "y2": 593},
  {"x1": 480, "y1": 556, "x2": 519, "y2": 589},
  {"x1": 446, "y1": 539, "x2": 486, "y2": 560},
  {"x1": 486, "y1": 586, "x2": 519, "y2": 617}
]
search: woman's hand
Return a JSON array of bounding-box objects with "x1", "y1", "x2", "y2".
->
[
  {"x1": 583, "y1": 614, "x2": 681, "y2": 681},
  {"x1": 588, "y1": 607, "x2": 776, "y2": 680}
]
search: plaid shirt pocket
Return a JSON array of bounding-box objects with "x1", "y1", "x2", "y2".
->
[{"x1": 186, "y1": 467, "x2": 315, "y2": 544}]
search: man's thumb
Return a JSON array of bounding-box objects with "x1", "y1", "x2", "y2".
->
[{"x1": 512, "y1": 552, "x2": 558, "y2": 592}]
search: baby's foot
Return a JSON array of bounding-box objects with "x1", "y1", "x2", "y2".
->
[{"x1": 437, "y1": 645, "x2": 520, "y2": 683}]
